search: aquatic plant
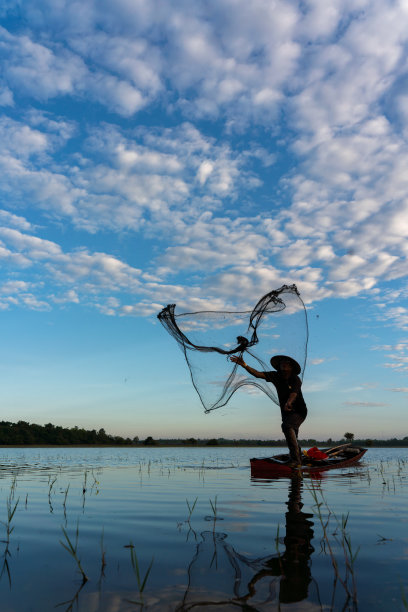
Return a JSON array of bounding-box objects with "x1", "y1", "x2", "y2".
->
[
  {"x1": 126, "y1": 541, "x2": 154, "y2": 604},
  {"x1": 9, "y1": 476, "x2": 17, "y2": 501},
  {"x1": 48, "y1": 476, "x2": 57, "y2": 513},
  {"x1": 62, "y1": 483, "x2": 70, "y2": 522},
  {"x1": 60, "y1": 521, "x2": 88, "y2": 583},
  {"x1": 82, "y1": 471, "x2": 88, "y2": 509},
  {"x1": 401, "y1": 583, "x2": 408, "y2": 610},
  {"x1": 377, "y1": 534, "x2": 392, "y2": 543},
  {"x1": 3, "y1": 497, "x2": 19, "y2": 544},
  {"x1": 308, "y1": 482, "x2": 359, "y2": 609},
  {"x1": 186, "y1": 497, "x2": 198, "y2": 522},
  {"x1": 90, "y1": 470, "x2": 100, "y2": 495},
  {"x1": 55, "y1": 577, "x2": 87, "y2": 611},
  {"x1": 0, "y1": 494, "x2": 19, "y2": 586},
  {"x1": 100, "y1": 527, "x2": 106, "y2": 576},
  {"x1": 209, "y1": 495, "x2": 218, "y2": 520}
]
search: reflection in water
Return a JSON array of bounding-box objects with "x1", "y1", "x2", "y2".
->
[
  {"x1": 178, "y1": 476, "x2": 316, "y2": 610},
  {"x1": 247, "y1": 476, "x2": 314, "y2": 605}
]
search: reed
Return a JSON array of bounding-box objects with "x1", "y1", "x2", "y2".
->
[
  {"x1": 0, "y1": 494, "x2": 19, "y2": 586},
  {"x1": 90, "y1": 470, "x2": 100, "y2": 495},
  {"x1": 62, "y1": 483, "x2": 70, "y2": 520},
  {"x1": 4, "y1": 496, "x2": 19, "y2": 542},
  {"x1": 401, "y1": 584, "x2": 408, "y2": 610},
  {"x1": 186, "y1": 497, "x2": 198, "y2": 522},
  {"x1": 127, "y1": 541, "x2": 154, "y2": 604},
  {"x1": 308, "y1": 481, "x2": 359, "y2": 608},
  {"x1": 182, "y1": 497, "x2": 198, "y2": 541},
  {"x1": 9, "y1": 476, "x2": 17, "y2": 501},
  {"x1": 100, "y1": 527, "x2": 106, "y2": 576},
  {"x1": 60, "y1": 521, "x2": 88, "y2": 583},
  {"x1": 55, "y1": 578, "x2": 87, "y2": 611},
  {"x1": 209, "y1": 495, "x2": 218, "y2": 520},
  {"x1": 48, "y1": 476, "x2": 57, "y2": 513}
]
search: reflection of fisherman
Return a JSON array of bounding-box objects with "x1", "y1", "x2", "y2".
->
[
  {"x1": 230, "y1": 354, "x2": 307, "y2": 466},
  {"x1": 246, "y1": 476, "x2": 314, "y2": 604},
  {"x1": 177, "y1": 476, "x2": 314, "y2": 610}
]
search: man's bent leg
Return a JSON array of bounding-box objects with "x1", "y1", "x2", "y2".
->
[
  {"x1": 282, "y1": 426, "x2": 301, "y2": 463},
  {"x1": 281, "y1": 414, "x2": 305, "y2": 464}
]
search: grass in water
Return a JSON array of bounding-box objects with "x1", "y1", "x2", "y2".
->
[
  {"x1": 209, "y1": 495, "x2": 218, "y2": 519},
  {"x1": 0, "y1": 494, "x2": 19, "y2": 586},
  {"x1": 100, "y1": 527, "x2": 106, "y2": 576},
  {"x1": 126, "y1": 542, "x2": 154, "y2": 605},
  {"x1": 62, "y1": 483, "x2": 70, "y2": 522},
  {"x1": 186, "y1": 497, "x2": 198, "y2": 522},
  {"x1": 308, "y1": 481, "x2": 359, "y2": 610},
  {"x1": 48, "y1": 476, "x2": 57, "y2": 513},
  {"x1": 402, "y1": 583, "x2": 408, "y2": 610},
  {"x1": 60, "y1": 520, "x2": 88, "y2": 584}
]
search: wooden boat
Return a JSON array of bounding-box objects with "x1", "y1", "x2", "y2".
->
[{"x1": 250, "y1": 444, "x2": 367, "y2": 477}]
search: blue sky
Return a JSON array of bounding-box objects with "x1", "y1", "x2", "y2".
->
[{"x1": 1, "y1": 0, "x2": 408, "y2": 441}]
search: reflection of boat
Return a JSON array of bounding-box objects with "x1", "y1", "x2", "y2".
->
[{"x1": 251, "y1": 444, "x2": 367, "y2": 477}]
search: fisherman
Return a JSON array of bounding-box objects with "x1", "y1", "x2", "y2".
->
[{"x1": 230, "y1": 354, "x2": 307, "y2": 466}]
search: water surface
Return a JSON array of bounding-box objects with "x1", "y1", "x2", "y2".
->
[{"x1": 0, "y1": 446, "x2": 406, "y2": 611}]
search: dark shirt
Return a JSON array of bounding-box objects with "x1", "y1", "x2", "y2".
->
[{"x1": 264, "y1": 371, "x2": 307, "y2": 418}]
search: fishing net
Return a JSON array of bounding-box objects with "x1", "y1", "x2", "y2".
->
[{"x1": 157, "y1": 284, "x2": 308, "y2": 413}]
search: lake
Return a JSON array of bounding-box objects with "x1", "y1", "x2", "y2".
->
[{"x1": 0, "y1": 446, "x2": 406, "y2": 611}]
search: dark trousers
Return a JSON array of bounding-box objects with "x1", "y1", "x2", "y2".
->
[{"x1": 281, "y1": 412, "x2": 306, "y2": 463}]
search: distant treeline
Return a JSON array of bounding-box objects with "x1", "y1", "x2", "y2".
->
[
  {"x1": 154, "y1": 436, "x2": 408, "y2": 447},
  {"x1": 0, "y1": 421, "x2": 407, "y2": 446},
  {"x1": 0, "y1": 421, "x2": 136, "y2": 446}
]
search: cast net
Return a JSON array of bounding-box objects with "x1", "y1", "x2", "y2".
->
[{"x1": 157, "y1": 284, "x2": 308, "y2": 413}]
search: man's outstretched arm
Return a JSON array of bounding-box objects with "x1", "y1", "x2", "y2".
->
[{"x1": 230, "y1": 355, "x2": 267, "y2": 380}]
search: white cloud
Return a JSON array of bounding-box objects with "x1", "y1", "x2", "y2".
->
[
  {"x1": 343, "y1": 401, "x2": 388, "y2": 407},
  {"x1": 156, "y1": 213, "x2": 270, "y2": 275},
  {"x1": 0, "y1": 26, "x2": 86, "y2": 99},
  {"x1": 0, "y1": 82, "x2": 13, "y2": 106},
  {"x1": 0, "y1": 210, "x2": 34, "y2": 232},
  {"x1": 0, "y1": 227, "x2": 145, "y2": 309},
  {"x1": 0, "y1": 116, "x2": 263, "y2": 236},
  {"x1": 197, "y1": 161, "x2": 214, "y2": 186},
  {"x1": 0, "y1": 280, "x2": 32, "y2": 295},
  {"x1": 303, "y1": 377, "x2": 337, "y2": 393},
  {"x1": 0, "y1": 1, "x2": 300, "y2": 122},
  {"x1": 165, "y1": 0, "x2": 300, "y2": 121},
  {"x1": 51, "y1": 289, "x2": 80, "y2": 304},
  {"x1": 0, "y1": 278, "x2": 50, "y2": 311},
  {"x1": 1, "y1": 0, "x2": 408, "y2": 317},
  {"x1": 0, "y1": 116, "x2": 50, "y2": 158},
  {"x1": 0, "y1": 24, "x2": 158, "y2": 117},
  {"x1": 26, "y1": 110, "x2": 77, "y2": 142},
  {"x1": 69, "y1": 32, "x2": 163, "y2": 99}
]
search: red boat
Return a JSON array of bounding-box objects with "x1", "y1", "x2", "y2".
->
[{"x1": 250, "y1": 444, "x2": 367, "y2": 477}]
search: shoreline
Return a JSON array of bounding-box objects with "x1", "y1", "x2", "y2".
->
[{"x1": 0, "y1": 442, "x2": 407, "y2": 448}]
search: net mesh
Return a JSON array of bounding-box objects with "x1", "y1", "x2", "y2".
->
[{"x1": 157, "y1": 284, "x2": 308, "y2": 413}]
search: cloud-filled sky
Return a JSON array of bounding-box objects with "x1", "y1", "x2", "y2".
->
[{"x1": 1, "y1": 0, "x2": 408, "y2": 440}]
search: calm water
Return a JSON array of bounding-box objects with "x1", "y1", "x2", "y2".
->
[{"x1": 0, "y1": 446, "x2": 406, "y2": 611}]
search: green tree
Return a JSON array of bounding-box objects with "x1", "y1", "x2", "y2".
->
[{"x1": 344, "y1": 432, "x2": 354, "y2": 442}]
